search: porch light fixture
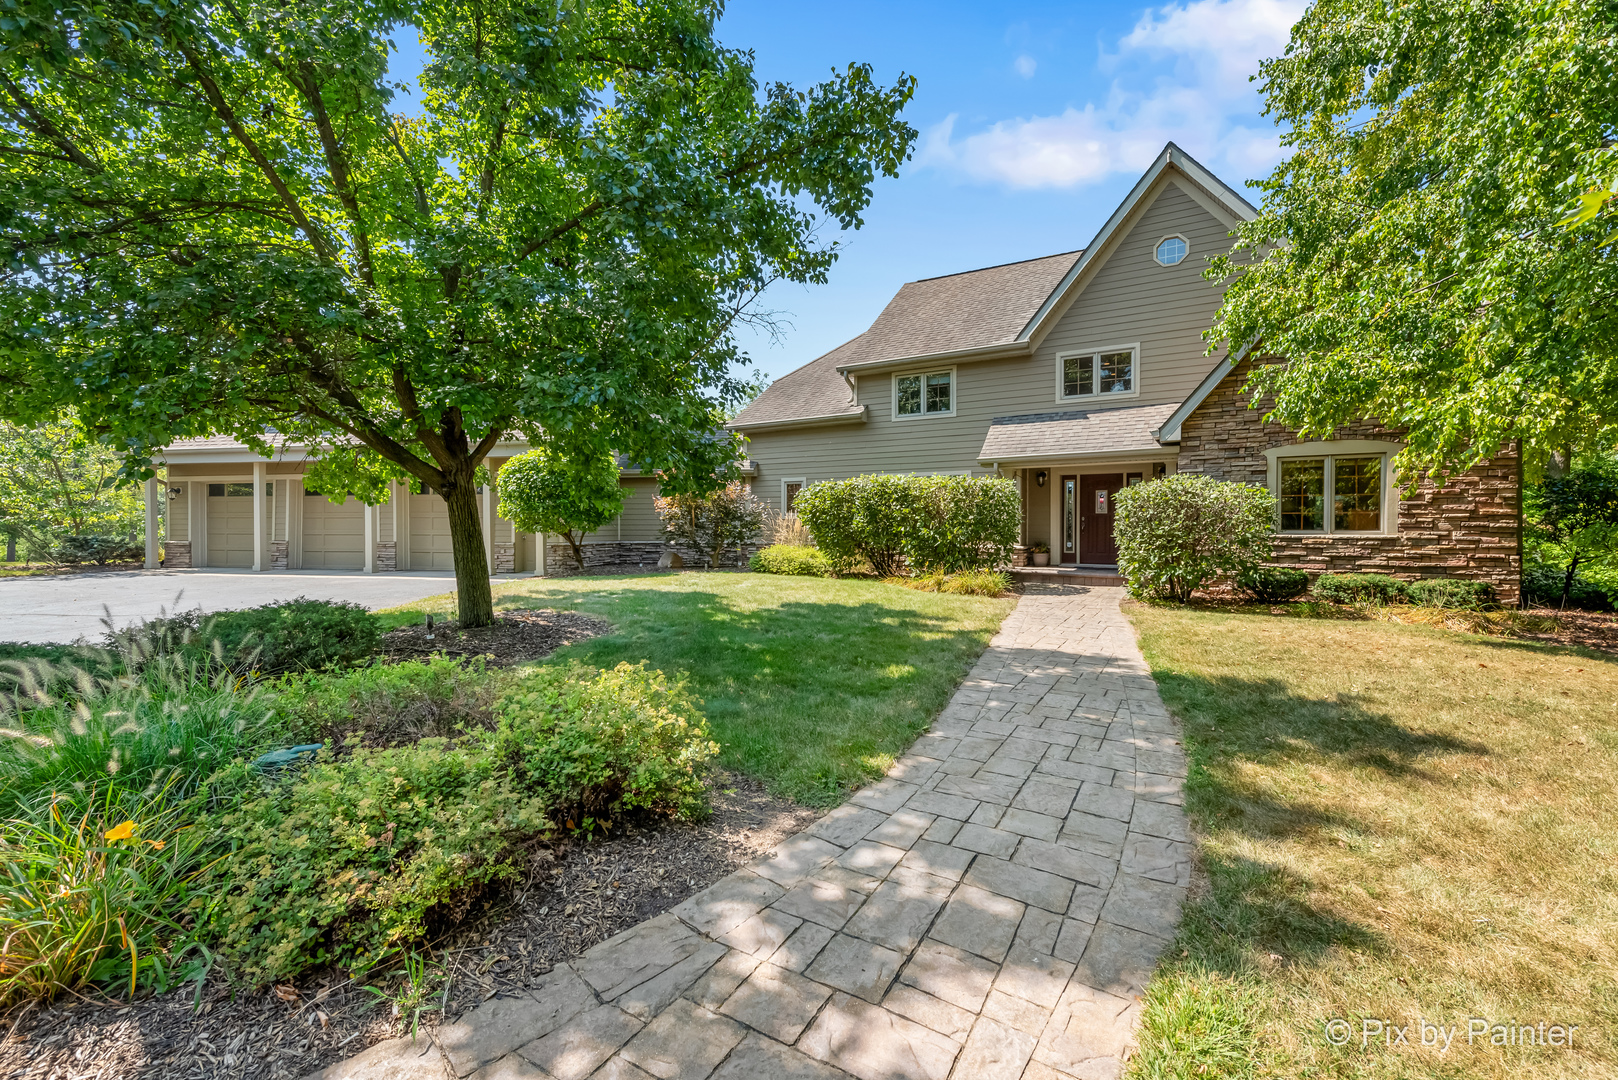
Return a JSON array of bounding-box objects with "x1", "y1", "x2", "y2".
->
[
  {"x1": 1035, "y1": 470, "x2": 1048, "y2": 487},
  {"x1": 167, "y1": 487, "x2": 181, "y2": 501}
]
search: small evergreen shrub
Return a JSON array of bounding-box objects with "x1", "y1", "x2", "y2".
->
[
  {"x1": 1405, "y1": 578, "x2": 1495, "y2": 609},
  {"x1": 115, "y1": 599, "x2": 381, "y2": 675},
  {"x1": 51, "y1": 534, "x2": 142, "y2": 566},
  {"x1": 1113, "y1": 475, "x2": 1276, "y2": 602},
  {"x1": 1312, "y1": 573, "x2": 1409, "y2": 605},
  {"x1": 749, "y1": 544, "x2": 832, "y2": 577},
  {"x1": 1235, "y1": 566, "x2": 1310, "y2": 602}
]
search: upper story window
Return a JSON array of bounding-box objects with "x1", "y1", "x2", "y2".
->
[
  {"x1": 1268, "y1": 442, "x2": 1398, "y2": 534},
  {"x1": 1154, "y1": 235, "x2": 1188, "y2": 266},
  {"x1": 894, "y1": 369, "x2": 955, "y2": 419},
  {"x1": 1058, "y1": 346, "x2": 1138, "y2": 401}
]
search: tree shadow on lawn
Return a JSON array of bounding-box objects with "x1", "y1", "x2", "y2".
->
[{"x1": 490, "y1": 584, "x2": 1006, "y2": 802}]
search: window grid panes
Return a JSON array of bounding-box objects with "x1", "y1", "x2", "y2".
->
[
  {"x1": 1062, "y1": 350, "x2": 1135, "y2": 399},
  {"x1": 1277, "y1": 455, "x2": 1384, "y2": 533},
  {"x1": 896, "y1": 371, "x2": 952, "y2": 416},
  {"x1": 1155, "y1": 236, "x2": 1188, "y2": 265},
  {"x1": 208, "y1": 483, "x2": 271, "y2": 497}
]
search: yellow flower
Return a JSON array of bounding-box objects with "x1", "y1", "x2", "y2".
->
[{"x1": 104, "y1": 820, "x2": 136, "y2": 841}]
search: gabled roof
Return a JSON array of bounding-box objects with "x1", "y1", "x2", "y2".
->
[
  {"x1": 977, "y1": 402, "x2": 1182, "y2": 465},
  {"x1": 732, "y1": 142, "x2": 1257, "y2": 431}
]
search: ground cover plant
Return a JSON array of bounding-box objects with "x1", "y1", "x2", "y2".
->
[
  {"x1": 749, "y1": 544, "x2": 832, "y2": 576},
  {"x1": 1124, "y1": 603, "x2": 1618, "y2": 1079},
  {"x1": 384, "y1": 572, "x2": 1014, "y2": 804}
]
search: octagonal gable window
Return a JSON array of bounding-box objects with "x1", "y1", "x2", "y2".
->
[{"x1": 1154, "y1": 235, "x2": 1188, "y2": 266}]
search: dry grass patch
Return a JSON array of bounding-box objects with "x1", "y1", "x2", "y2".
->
[{"x1": 1124, "y1": 602, "x2": 1618, "y2": 1080}]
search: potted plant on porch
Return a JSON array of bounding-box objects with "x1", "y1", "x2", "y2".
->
[{"x1": 1030, "y1": 542, "x2": 1050, "y2": 567}]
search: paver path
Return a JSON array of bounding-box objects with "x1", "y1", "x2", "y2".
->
[{"x1": 310, "y1": 584, "x2": 1190, "y2": 1080}]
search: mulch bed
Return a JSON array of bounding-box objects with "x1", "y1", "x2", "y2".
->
[
  {"x1": 1510, "y1": 605, "x2": 1618, "y2": 655},
  {"x1": 380, "y1": 608, "x2": 613, "y2": 666},
  {"x1": 0, "y1": 772, "x2": 819, "y2": 1080}
]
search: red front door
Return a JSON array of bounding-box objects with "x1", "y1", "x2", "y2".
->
[{"x1": 1079, "y1": 473, "x2": 1122, "y2": 564}]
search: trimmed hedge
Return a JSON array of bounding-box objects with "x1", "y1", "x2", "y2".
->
[
  {"x1": 1406, "y1": 578, "x2": 1495, "y2": 609},
  {"x1": 749, "y1": 544, "x2": 832, "y2": 577},
  {"x1": 1236, "y1": 566, "x2": 1310, "y2": 602},
  {"x1": 1312, "y1": 573, "x2": 1409, "y2": 604},
  {"x1": 794, "y1": 474, "x2": 1019, "y2": 576},
  {"x1": 1113, "y1": 475, "x2": 1276, "y2": 602}
]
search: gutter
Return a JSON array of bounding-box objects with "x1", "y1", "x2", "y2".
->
[
  {"x1": 834, "y1": 340, "x2": 1029, "y2": 376},
  {"x1": 727, "y1": 407, "x2": 868, "y2": 433}
]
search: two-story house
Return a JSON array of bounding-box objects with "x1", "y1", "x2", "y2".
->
[
  {"x1": 146, "y1": 143, "x2": 1519, "y2": 600},
  {"x1": 731, "y1": 143, "x2": 1522, "y2": 601}
]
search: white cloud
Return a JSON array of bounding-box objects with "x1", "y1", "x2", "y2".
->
[
  {"x1": 920, "y1": 0, "x2": 1303, "y2": 189},
  {"x1": 1013, "y1": 54, "x2": 1037, "y2": 79}
]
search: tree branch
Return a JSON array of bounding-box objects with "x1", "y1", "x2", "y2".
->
[
  {"x1": 292, "y1": 59, "x2": 376, "y2": 286},
  {"x1": 0, "y1": 72, "x2": 103, "y2": 174}
]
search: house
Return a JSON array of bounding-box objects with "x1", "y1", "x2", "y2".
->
[
  {"x1": 731, "y1": 143, "x2": 1522, "y2": 601},
  {"x1": 144, "y1": 142, "x2": 1520, "y2": 600}
]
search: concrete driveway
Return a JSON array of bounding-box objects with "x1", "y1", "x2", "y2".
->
[{"x1": 0, "y1": 568, "x2": 480, "y2": 644}]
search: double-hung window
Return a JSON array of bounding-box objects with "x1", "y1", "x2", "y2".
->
[
  {"x1": 1275, "y1": 451, "x2": 1389, "y2": 533},
  {"x1": 894, "y1": 369, "x2": 954, "y2": 419},
  {"x1": 1058, "y1": 346, "x2": 1137, "y2": 402}
]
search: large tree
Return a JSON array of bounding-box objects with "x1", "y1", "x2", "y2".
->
[
  {"x1": 1208, "y1": 0, "x2": 1618, "y2": 480},
  {"x1": 0, "y1": 416, "x2": 143, "y2": 560},
  {"x1": 0, "y1": 0, "x2": 915, "y2": 623}
]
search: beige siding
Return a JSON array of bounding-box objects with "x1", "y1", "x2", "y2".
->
[
  {"x1": 740, "y1": 176, "x2": 1234, "y2": 509},
  {"x1": 169, "y1": 482, "x2": 189, "y2": 539},
  {"x1": 616, "y1": 477, "x2": 663, "y2": 541}
]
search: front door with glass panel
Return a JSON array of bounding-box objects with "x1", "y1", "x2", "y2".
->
[
  {"x1": 1079, "y1": 473, "x2": 1123, "y2": 564},
  {"x1": 1060, "y1": 475, "x2": 1078, "y2": 564}
]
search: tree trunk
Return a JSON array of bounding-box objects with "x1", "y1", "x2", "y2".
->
[
  {"x1": 565, "y1": 529, "x2": 586, "y2": 571},
  {"x1": 441, "y1": 475, "x2": 495, "y2": 627},
  {"x1": 1561, "y1": 552, "x2": 1582, "y2": 609}
]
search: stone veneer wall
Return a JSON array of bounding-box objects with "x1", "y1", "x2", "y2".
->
[
  {"x1": 1177, "y1": 358, "x2": 1521, "y2": 603},
  {"x1": 375, "y1": 541, "x2": 397, "y2": 572},
  {"x1": 269, "y1": 541, "x2": 289, "y2": 571},
  {"x1": 541, "y1": 540, "x2": 761, "y2": 577},
  {"x1": 164, "y1": 540, "x2": 191, "y2": 568}
]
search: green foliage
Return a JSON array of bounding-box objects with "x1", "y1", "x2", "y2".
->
[
  {"x1": 271, "y1": 655, "x2": 514, "y2": 749},
  {"x1": 0, "y1": 418, "x2": 144, "y2": 560},
  {"x1": 655, "y1": 481, "x2": 767, "y2": 569},
  {"x1": 794, "y1": 474, "x2": 915, "y2": 576},
  {"x1": 1113, "y1": 475, "x2": 1276, "y2": 603},
  {"x1": 1207, "y1": 0, "x2": 1618, "y2": 478},
  {"x1": 206, "y1": 739, "x2": 550, "y2": 984},
  {"x1": 1405, "y1": 578, "x2": 1496, "y2": 610},
  {"x1": 1311, "y1": 573, "x2": 1410, "y2": 605},
  {"x1": 0, "y1": 790, "x2": 221, "y2": 1007},
  {"x1": 895, "y1": 570, "x2": 1013, "y2": 597},
  {"x1": 1525, "y1": 460, "x2": 1618, "y2": 607},
  {"x1": 793, "y1": 474, "x2": 1019, "y2": 576},
  {"x1": 497, "y1": 449, "x2": 625, "y2": 571},
  {"x1": 1523, "y1": 563, "x2": 1616, "y2": 611},
  {"x1": 1234, "y1": 566, "x2": 1309, "y2": 602},
  {"x1": 749, "y1": 544, "x2": 832, "y2": 577},
  {"x1": 492, "y1": 662, "x2": 718, "y2": 827},
  {"x1": 902, "y1": 476, "x2": 1021, "y2": 574},
  {"x1": 0, "y1": 0, "x2": 916, "y2": 627},
  {"x1": 51, "y1": 534, "x2": 143, "y2": 566},
  {"x1": 116, "y1": 599, "x2": 381, "y2": 676}
]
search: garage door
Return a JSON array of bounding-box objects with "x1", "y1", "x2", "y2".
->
[
  {"x1": 301, "y1": 491, "x2": 365, "y2": 570},
  {"x1": 205, "y1": 483, "x2": 262, "y2": 568},
  {"x1": 408, "y1": 490, "x2": 455, "y2": 570}
]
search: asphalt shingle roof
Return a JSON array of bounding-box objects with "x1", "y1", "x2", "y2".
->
[
  {"x1": 733, "y1": 250, "x2": 1082, "y2": 428},
  {"x1": 976, "y1": 401, "x2": 1181, "y2": 463}
]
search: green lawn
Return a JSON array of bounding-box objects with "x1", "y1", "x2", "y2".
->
[
  {"x1": 1123, "y1": 602, "x2": 1618, "y2": 1080},
  {"x1": 381, "y1": 572, "x2": 1015, "y2": 805}
]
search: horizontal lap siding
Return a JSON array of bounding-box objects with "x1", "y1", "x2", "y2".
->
[{"x1": 740, "y1": 177, "x2": 1238, "y2": 511}]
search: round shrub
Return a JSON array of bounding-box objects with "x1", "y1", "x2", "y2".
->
[
  {"x1": 1312, "y1": 573, "x2": 1409, "y2": 605},
  {"x1": 794, "y1": 475, "x2": 917, "y2": 576},
  {"x1": 1236, "y1": 566, "x2": 1310, "y2": 602},
  {"x1": 750, "y1": 544, "x2": 832, "y2": 576},
  {"x1": 1405, "y1": 578, "x2": 1495, "y2": 609},
  {"x1": 1113, "y1": 474, "x2": 1276, "y2": 602}
]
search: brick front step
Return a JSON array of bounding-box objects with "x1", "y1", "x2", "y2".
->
[{"x1": 1010, "y1": 566, "x2": 1125, "y2": 588}]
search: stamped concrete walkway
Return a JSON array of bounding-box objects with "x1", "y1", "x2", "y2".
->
[{"x1": 311, "y1": 584, "x2": 1189, "y2": 1080}]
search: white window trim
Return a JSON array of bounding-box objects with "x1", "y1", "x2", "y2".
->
[
  {"x1": 1054, "y1": 343, "x2": 1141, "y2": 405},
  {"x1": 891, "y1": 367, "x2": 957, "y2": 421},
  {"x1": 1154, "y1": 234, "x2": 1190, "y2": 266},
  {"x1": 1265, "y1": 439, "x2": 1402, "y2": 536},
  {"x1": 781, "y1": 477, "x2": 806, "y2": 513}
]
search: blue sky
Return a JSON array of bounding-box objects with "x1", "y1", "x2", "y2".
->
[{"x1": 390, "y1": 0, "x2": 1303, "y2": 382}]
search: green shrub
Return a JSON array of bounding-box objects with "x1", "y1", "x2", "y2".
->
[
  {"x1": 270, "y1": 655, "x2": 514, "y2": 749},
  {"x1": 1523, "y1": 563, "x2": 1616, "y2": 611},
  {"x1": 1312, "y1": 573, "x2": 1410, "y2": 604},
  {"x1": 114, "y1": 598, "x2": 381, "y2": 675},
  {"x1": 205, "y1": 740, "x2": 551, "y2": 984},
  {"x1": 655, "y1": 481, "x2": 768, "y2": 569},
  {"x1": 0, "y1": 789, "x2": 220, "y2": 1007},
  {"x1": 749, "y1": 544, "x2": 832, "y2": 577},
  {"x1": 893, "y1": 570, "x2": 1013, "y2": 597},
  {"x1": 794, "y1": 474, "x2": 1019, "y2": 575},
  {"x1": 1405, "y1": 578, "x2": 1495, "y2": 609},
  {"x1": 1113, "y1": 475, "x2": 1276, "y2": 602},
  {"x1": 51, "y1": 534, "x2": 142, "y2": 566},
  {"x1": 1235, "y1": 566, "x2": 1310, "y2": 602},
  {"x1": 492, "y1": 662, "x2": 717, "y2": 826}
]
